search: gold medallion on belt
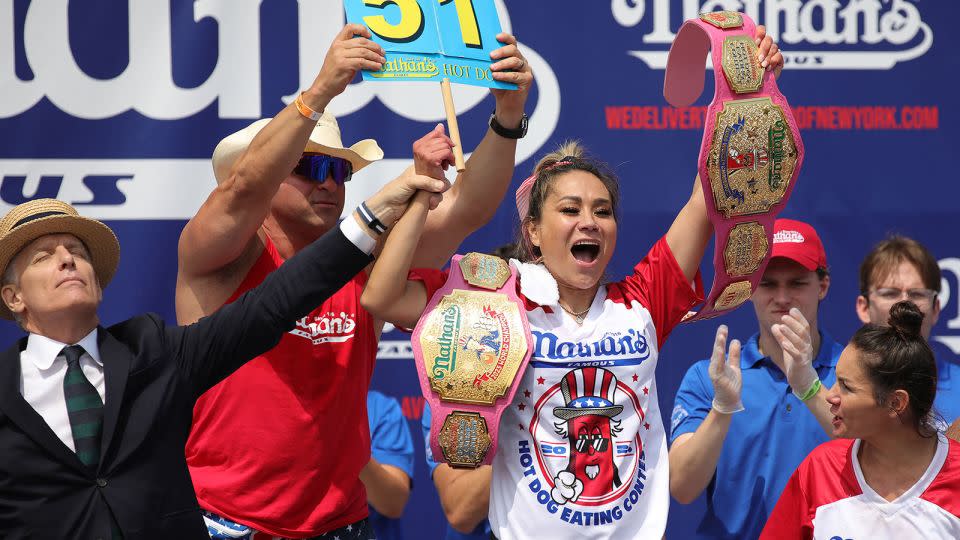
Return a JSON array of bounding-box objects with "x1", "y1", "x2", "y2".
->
[
  {"x1": 721, "y1": 36, "x2": 763, "y2": 94},
  {"x1": 699, "y1": 11, "x2": 743, "y2": 29},
  {"x1": 724, "y1": 221, "x2": 769, "y2": 277},
  {"x1": 419, "y1": 288, "x2": 529, "y2": 405},
  {"x1": 713, "y1": 280, "x2": 754, "y2": 311},
  {"x1": 437, "y1": 412, "x2": 493, "y2": 468},
  {"x1": 706, "y1": 97, "x2": 799, "y2": 219}
]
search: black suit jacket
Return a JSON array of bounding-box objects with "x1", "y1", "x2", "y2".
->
[{"x1": 0, "y1": 227, "x2": 371, "y2": 539}]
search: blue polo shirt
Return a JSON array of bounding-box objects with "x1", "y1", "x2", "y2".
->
[
  {"x1": 931, "y1": 340, "x2": 960, "y2": 424},
  {"x1": 670, "y1": 331, "x2": 843, "y2": 540},
  {"x1": 367, "y1": 391, "x2": 416, "y2": 540},
  {"x1": 421, "y1": 404, "x2": 491, "y2": 540}
]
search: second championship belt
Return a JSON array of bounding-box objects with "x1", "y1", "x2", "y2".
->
[
  {"x1": 412, "y1": 253, "x2": 533, "y2": 468},
  {"x1": 665, "y1": 11, "x2": 804, "y2": 320}
]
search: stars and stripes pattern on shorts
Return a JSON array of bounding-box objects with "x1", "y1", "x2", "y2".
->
[
  {"x1": 61, "y1": 344, "x2": 103, "y2": 467},
  {"x1": 203, "y1": 510, "x2": 375, "y2": 540}
]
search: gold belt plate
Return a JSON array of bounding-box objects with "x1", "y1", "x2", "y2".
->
[
  {"x1": 438, "y1": 411, "x2": 492, "y2": 468},
  {"x1": 700, "y1": 11, "x2": 744, "y2": 29},
  {"x1": 706, "y1": 97, "x2": 799, "y2": 219},
  {"x1": 459, "y1": 253, "x2": 510, "y2": 290},
  {"x1": 420, "y1": 289, "x2": 529, "y2": 406},
  {"x1": 722, "y1": 36, "x2": 763, "y2": 94},
  {"x1": 723, "y1": 221, "x2": 769, "y2": 277},
  {"x1": 713, "y1": 280, "x2": 753, "y2": 311}
]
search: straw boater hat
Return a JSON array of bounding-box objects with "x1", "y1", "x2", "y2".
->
[
  {"x1": 211, "y1": 111, "x2": 384, "y2": 183},
  {"x1": 0, "y1": 199, "x2": 120, "y2": 320}
]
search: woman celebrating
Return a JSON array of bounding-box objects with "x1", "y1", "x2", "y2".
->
[
  {"x1": 363, "y1": 23, "x2": 782, "y2": 535},
  {"x1": 761, "y1": 301, "x2": 960, "y2": 539},
  {"x1": 362, "y1": 139, "x2": 711, "y2": 539}
]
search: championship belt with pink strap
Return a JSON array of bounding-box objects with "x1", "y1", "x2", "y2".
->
[
  {"x1": 665, "y1": 11, "x2": 804, "y2": 320},
  {"x1": 413, "y1": 253, "x2": 533, "y2": 468}
]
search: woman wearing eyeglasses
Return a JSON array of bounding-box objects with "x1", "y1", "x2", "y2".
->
[
  {"x1": 855, "y1": 235, "x2": 960, "y2": 423},
  {"x1": 760, "y1": 301, "x2": 960, "y2": 539}
]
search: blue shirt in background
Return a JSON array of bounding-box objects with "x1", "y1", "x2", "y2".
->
[
  {"x1": 670, "y1": 331, "x2": 843, "y2": 540},
  {"x1": 931, "y1": 340, "x2": 960, "y2": 424},
  {"x1": 367, "y1": 391, "x2": 415, "y2": 540},
  {"x1": 421, "y1": 404, "x2": 491, "y2": 540}
]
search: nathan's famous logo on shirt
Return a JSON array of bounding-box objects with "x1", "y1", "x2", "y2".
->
[
  {"x1": 532, "y1": 329, "x2": 649, "y2": 361},
  {"x1": 289, "y1": 311, "x2": 357, "y2": 345},
  {"x1": 518, "y1": 367, "x2": 648, "y2": 527}
]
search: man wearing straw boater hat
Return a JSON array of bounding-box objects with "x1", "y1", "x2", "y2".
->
[
  {"x1": 0, "y1": 194, "x2": 426, "y2": 537},
  {"x1": 177, "y1": 23, "x2": 533, "y2": 539}
]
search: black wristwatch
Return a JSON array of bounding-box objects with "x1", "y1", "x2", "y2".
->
[{"x1": 489, "y1": 111, "x2": 528, "y2": 139}]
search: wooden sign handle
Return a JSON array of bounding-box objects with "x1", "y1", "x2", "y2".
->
[{"x1": 440, "y1": 78, "x2": 467, "y2": 172}]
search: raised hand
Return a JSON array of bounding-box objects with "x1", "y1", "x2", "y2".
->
[
  {"x1": 490, "y1": 33, "x2": 534, "y2": 124},
  {"x1": 709, "y1": 325, "x2": 744, "y2": 414},
  {"x1": 754, "y1": 25, "x2": 784, "y2": 78},
  {"x1": 308, "y1": 24, "x2": 386, "y2": 108},
  {"x1": 413, "y1": 124, "x2": 456, "y2": 181},
  {"x1": 772, "y1": 308, "x2": 819, "y2": 399},
  {"x1": 363, "y1": 171, "x2": 450, "y2": 230}
]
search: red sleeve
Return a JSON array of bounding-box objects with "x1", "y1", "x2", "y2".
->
[
  {"x1": 607, "y1": 236, "x2": 705, "y2": 348},
  {"x1": 920, "y1": 439, "x2": 960, "y2": 518},
  {"x1": 760, "y1": 464, "x2": 814, "y2": 540},
  {"x1": 408, "y1": 268, "x2": 449, "y2": 301}
]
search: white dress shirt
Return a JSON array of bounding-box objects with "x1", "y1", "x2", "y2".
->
[{"x1": 18, "y1": 329, "x2": 104, "y2": 452}]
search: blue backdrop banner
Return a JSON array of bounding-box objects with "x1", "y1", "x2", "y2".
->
[{"x1": 1, "y1": 1, "x2": 955, "y2": 538}]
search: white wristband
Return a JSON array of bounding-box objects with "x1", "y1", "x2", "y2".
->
[{"x1": 340, "y1": 213, "x2": 376, "y2": 255}]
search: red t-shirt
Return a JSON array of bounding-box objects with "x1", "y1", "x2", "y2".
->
[
  {"x1": 761, "y1": 437, "x2": 960, "y2": 539},
  {"x1": 186, "y1": 237, "x2": 376, "y2": 537}
]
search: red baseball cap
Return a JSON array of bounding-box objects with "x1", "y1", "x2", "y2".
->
[{"x1": 771, "y1": 219, "x2": 827, "y2": 272}]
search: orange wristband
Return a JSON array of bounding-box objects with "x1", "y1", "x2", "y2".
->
[{"x1": 294, "y1": 92, "x2": 323, "y2": 121}]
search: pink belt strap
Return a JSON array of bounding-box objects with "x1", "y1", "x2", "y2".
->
[
  {"x1": 412, "y1": 253, "x2": 533, "y2": 468},
  {"x1": 665, "y1": 11, "x2": 805, "y2": 321}
]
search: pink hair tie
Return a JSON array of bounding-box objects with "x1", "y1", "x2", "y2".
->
[{"x1": 514, "y1": 160, "x2": 573, "y2": 219}]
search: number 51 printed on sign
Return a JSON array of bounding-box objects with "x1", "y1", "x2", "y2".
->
[{"x1": 344, "y1": 0, "x2": 518, "y2": 90}]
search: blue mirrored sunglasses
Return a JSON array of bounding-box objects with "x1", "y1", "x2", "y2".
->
[{"x1": 293, "y1": 154, "x2": 353, "y2": 185}]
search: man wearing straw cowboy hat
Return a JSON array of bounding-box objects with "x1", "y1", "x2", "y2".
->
[
  {"x1": 177, "y1": 22, "x2": 533, "y2": 539},
  {"x1": 0, "y1": 191, "x2": 427, "y2": 537}
]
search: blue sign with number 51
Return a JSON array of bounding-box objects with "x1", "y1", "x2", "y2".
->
[{"x1": 343, "y1": 0, "x2": 518, "y2": 90}]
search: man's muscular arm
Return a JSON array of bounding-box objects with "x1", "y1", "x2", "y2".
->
[{"x1": 177, "y1": 24, "x2": 384, "y2": 282}]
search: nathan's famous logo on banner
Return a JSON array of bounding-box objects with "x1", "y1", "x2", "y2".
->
[{"x1": 613, "y1": 0, "x2": 932, "y2": 70}]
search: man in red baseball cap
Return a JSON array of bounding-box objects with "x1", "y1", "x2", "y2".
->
[{"x1": 668, "y1": 218, "x2": 843, "y2": 539}]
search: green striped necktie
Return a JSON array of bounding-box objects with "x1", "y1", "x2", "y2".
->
[{"x1": 61, "y1": 345, "x2": 103, "y2": 468}]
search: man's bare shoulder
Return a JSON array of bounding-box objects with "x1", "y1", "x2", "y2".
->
[{"x1": 175, "y1": 232, "x2": 266, "y2": 324}]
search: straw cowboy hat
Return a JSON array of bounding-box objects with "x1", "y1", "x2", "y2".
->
[
  {"x1": 0, "y1": 199, "x2": 120, "y2": 320},
  {"x1": 211, "y1": 112, "x2": 384, "y2": 183}
]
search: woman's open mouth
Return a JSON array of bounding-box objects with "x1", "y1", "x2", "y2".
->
[{"x1": 571, "y1": 241, "x2": 600, "y2": 264}]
